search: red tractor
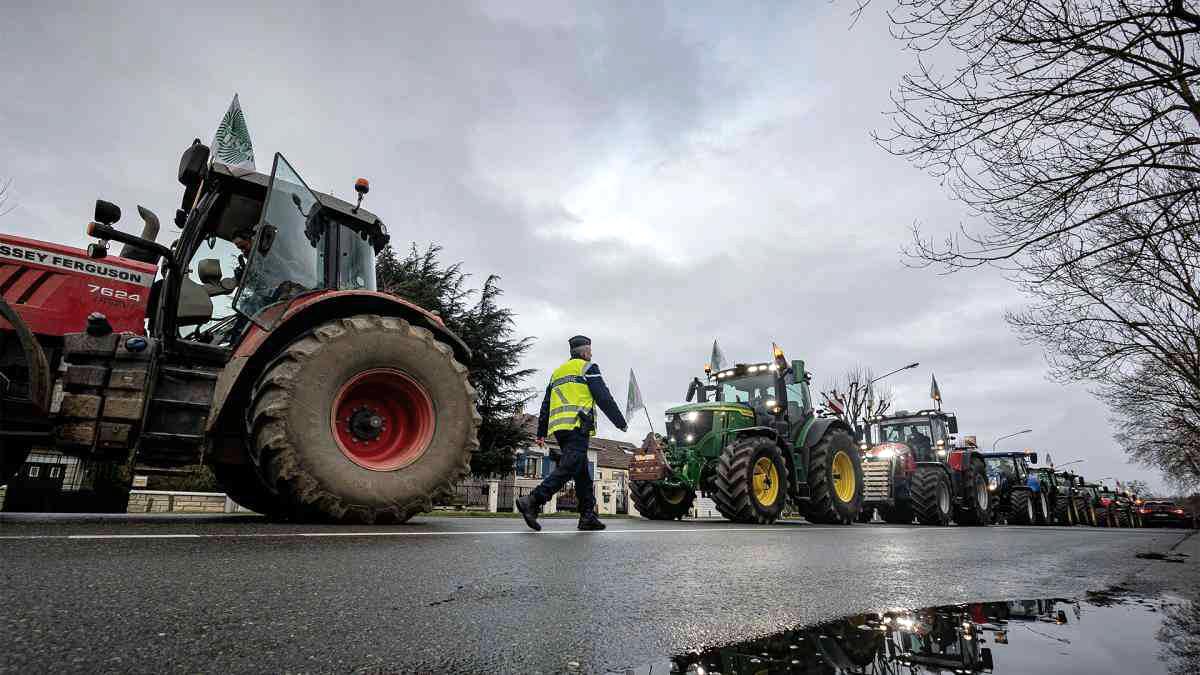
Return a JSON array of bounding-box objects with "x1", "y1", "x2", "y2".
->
[{"x1": 0, "y1": 142, "x2": 479, "y2": 522}]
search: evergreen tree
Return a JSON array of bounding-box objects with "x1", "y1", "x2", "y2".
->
[{"x1": 377, "y1": 244, "x2": 535, "y2": 476}]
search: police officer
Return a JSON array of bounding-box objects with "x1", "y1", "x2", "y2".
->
[{"x1": 516, "y1": 335, "x2": 628, "y2": 531}]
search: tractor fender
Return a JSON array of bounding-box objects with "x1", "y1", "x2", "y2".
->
[
  {"x1": 801, "y1": 417, "x2": 851, "y2": 450},
  {"x1": 206, "y1": 291, "x2": 470, "y2": 445},
  {"x1": 0, "y1": 296, "x2": 51, "y2": 412},
  {"x1": 914, "y1": 460, "x2": 952, "y2": 480},
  {"x1": 729, "y1": 426, "x2": 779, "y2": 442}
]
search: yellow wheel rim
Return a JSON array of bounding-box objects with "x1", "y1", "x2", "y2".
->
[
  {"x1": 752, "y1": 457, "x2": 780, "y2": 506},
  {"x1": 832, "y1": 450, "x2": 856, "y2": 503},
  {"x1": 662, "y1": 487, "x2": 686, "y2": 505}
]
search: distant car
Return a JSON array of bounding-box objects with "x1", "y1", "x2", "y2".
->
[{"x1": 1138, "y1": 500, "x2": 1192, "y2": 528}]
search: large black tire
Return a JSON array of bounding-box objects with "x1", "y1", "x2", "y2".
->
[
  {"x1": 1075, "y1": 496, "x2": 1096, "y2": 526},
  {"x1": 1010, "y1": 489, "x2": 1035, "y2": 525},
  {"x1": 210, "y1": 462, "x2": 282, "y2": 517},
  {"x1": 955, "y1": 457, "x2": 990, "y2": 526},
  {"x1": 712, "y1": 436, "x2": 788, "y2": 524},
  {"x1": 249, "y1": 315, "x2": 479, "y2": 524},
  {"x1": 911, "y1": 466, "x2": 952, "y2": 526},
  {"x1": 1054, "y1": 494, "x2": 1074, "y2": 526},
  {"x1": 803, "y1": 429, "x2": 863, "y2": 525},
  {"x1": 1034, "y1": 491, "x2": 1051, "y2": 525},
  {"x1": 880, "y1": 502, "x2": 914, "y2": 524},
  {"x1": 630, "y1": 480, "x2": 694, "y2": 520}
]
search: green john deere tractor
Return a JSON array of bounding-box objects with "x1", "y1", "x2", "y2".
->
[{"x1": 629, "y1": 346, "x2": 863, "y2": 524}]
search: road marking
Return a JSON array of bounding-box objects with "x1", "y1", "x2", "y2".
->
[{"x1": 0, "y1": 526, "x2": 827, "y2": 541}]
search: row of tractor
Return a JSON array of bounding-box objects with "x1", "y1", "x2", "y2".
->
[{"x1": 628, "y1": 349, "x2": 1156, "y2": 528}]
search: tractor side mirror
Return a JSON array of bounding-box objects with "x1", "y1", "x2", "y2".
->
[
  {"x1": 257, "y1": 224, "x2": 277, "y2": 255},
  {"x1": 178, "y1": 139, "x2": 210, "y2": 209},
  {"x1": 1027, "y1": 452, "x2": 1039, "y2": 465},
  {"x1": 94, "y1": 199, "x2": 121, "y2": 225},
  {"x1": 947, "y1": 416, "x2": 959, "y2": 434}
]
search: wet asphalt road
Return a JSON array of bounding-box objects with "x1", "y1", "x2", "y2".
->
[{"x1": 0, "y1": 514, "x2": 1195, "y2": 674}]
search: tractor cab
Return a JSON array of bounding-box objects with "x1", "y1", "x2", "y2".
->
[{"x1": 864, "y1": 409, "x2": 959, "y2": 463}]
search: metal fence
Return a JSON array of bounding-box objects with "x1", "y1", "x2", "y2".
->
[
  {"x1": 497, "y1": 484, "x2": 533, "y2": 511},
  {"x1": 434, "y1": 482, "x2": 490, "y2": 509}
]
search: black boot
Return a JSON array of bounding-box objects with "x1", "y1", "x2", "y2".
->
[
  {"x1": 577, "y1": 511, "x2": 606, "y2": 531},
  {"x1": 515, "y1": 496, "x2": 542, "y2": 531}
]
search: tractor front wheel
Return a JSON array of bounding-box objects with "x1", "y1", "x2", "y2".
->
[
  {"x1": 803, "y1": 429, "x2": 862, "y2": 525},
  {"x1": 1054, "y1": 494, "x2": 1074, "y2": 526},
  {"x1": 1034, "y1": 492, "x2": 1051, "y2": 525},
  {"x1": 911, "y1": 466, "x2": 952, "y2": 526},
  {"x1": 1010, "y1": 489, "x2": 1035, "y2": 525},
  {"x1": 955, "y1": 457, "x2": 990, "y2": 526},
  {"x1": 712, "y1": 436, "x2": 788, "y2": 524},
  {"x1": 249, "y1": 315, "x2": 479, "y2": 524},
  {"x1": 630, "y1": 480, "x2": 694, "y2": 520}
]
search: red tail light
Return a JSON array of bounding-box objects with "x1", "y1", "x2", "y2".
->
[
  {"x1": 1101, "y1": 498, "x2": 1113, "y2": 506},
  {"x1": 1175, "y1": 509, "x2": 1186, "y2": 515},
  {"x1": 1139, "y1": 508, "x2": 1151, "y2": 515}
]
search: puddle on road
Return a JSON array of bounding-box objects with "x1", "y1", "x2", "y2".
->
[{"x1": 613, "y1": 588, "x2": 1198, "y2": 674}]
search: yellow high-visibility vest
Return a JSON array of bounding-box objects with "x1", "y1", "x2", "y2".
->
[{"x1": 546, "y1": 358, "x2": 596, "y2": 436}]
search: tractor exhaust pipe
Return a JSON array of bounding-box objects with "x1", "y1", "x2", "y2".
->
[{"x1": 119, "y1": 206, "x2": 162, "y2": 264}]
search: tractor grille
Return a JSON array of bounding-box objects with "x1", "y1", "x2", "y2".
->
[{"x1": 862, "y1": 460, "x2": 893, "y2": 503}]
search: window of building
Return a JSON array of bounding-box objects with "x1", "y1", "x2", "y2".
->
[
  {"x1": 519, "y1": 456, "x2": 542, "y2": 479},
  {"x1": 28, "y1": 466, "x2": 40, "y2": 478},
  {"x1": 49, "y1": 466, "x2": 62, "y2": 478}
]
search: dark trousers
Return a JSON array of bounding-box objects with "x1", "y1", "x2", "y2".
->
[{"x1": 530, "y1": 429, "x2": 596, "y2": 514}]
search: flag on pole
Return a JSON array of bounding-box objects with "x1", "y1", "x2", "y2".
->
[
  {"x1": 626, "y1": 369, "x2": 645, "y2": 421},
  {"x1": 211, "y1": 94, "x2": 256, "y2": 170},
  {"x1": 930, "y1": 373, "x2": 942, "y2": 403},
  {"x1": 710, "y1": 340, "x2": 727, "y2": 372}
]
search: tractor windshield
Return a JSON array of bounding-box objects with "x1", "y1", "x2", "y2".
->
[
  {"x1": 234, "y1": 154, "x2": 326, "y2": 326},
  {"x1": 874, "y1": 419, "x2": 934, "y2": 452},
  {"x1": 333, "y1": 217, "x2": 377, "y2": 291},
  {"x1": 718, "y1": 374, "x2": 775, "y2": 409},
  {"x1": 986, "y1": 457, "x2": 1017, "y2": 479}
]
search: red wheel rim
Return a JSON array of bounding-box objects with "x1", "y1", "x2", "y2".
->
[{"x1": 331, "y1": 368, "x2": 435, "y2": 471}]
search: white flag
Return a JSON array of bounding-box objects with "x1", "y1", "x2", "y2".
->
[
  {"x1": 626, "y1": 369, "x2": 645, "y2": 421},
  {"x1": 710, "y1": 340, "x2": 727, "y2": 371},
  {"x1": 211, "y1": 94, "x2": 256, "y2": 170}
]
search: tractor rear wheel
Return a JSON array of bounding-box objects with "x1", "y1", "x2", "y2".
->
[
  {"x1": 911, "y1": 466, "x2": 952, "y2": 526},
  {"x1": 249, "y1": 315, "x2": 478, "y2": 524},
  {"x1": 1009, "y1": 489, "x2": 1035, "y2": 525},
  {"x1": 1034, "y1": 491, "x2": 1051, "y2": 525},
  {"x1": 879, "y1": 502, "x2": 913, "y2": 524},
  {"x1": 712, "y1": 436, "x2": 788, "y2": 524},
  {"x1": 955, "y1": 457, "x2": 990, "y2": 526},
  {"x1": 630, "y1": 480, "x2": 694, "y2": 520},
  {"x1": 1075, "y1": 496, "x2": 1096, "y2": 526},
  {"x1": 802, "y1": 429, "x2": 862, "y2": 525},
  {"x1": 1054, "y1": 494, "x2": 1074, "y2": 526},
  {"x1": 210, "y1": 462, "x2": 283, "y2": 517}
]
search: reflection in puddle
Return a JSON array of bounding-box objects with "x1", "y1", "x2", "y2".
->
[{"x1": 616, "y1": 591, "x2": 1198, "y2": 674}]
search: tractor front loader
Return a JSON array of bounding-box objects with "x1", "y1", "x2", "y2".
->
[
  {"x1": 629, "y1": 346, "x2": 863, "y2": 525},
  {"x1": 0, "y1": 141, "x2": 479, "y2": 523}
]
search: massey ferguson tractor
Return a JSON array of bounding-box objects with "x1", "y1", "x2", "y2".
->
[
  {"x1": 0, "y1": 141, "x2": 479, "y2": 523},
  {"x1": 858, "y1": 409, "x2": 990, "y2": 526},
  {"x1": 628, "y1": 346, "x2": 864, "y2": 525}
]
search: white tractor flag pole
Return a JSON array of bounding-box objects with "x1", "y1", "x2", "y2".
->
[
  {"x1": 211, "y1": 94, "x2": 256, "y2": 170},
  {"x1": 626, "y1": 369, "x2": 655, "y2": 434}
]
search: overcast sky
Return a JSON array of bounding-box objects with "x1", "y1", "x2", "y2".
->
[{"x1": 0, "y1": 1, "x2": 1166, "y2": 492}]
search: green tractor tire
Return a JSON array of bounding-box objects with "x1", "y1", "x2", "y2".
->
[
  {"x1": 911, "y1": 466, "x2": 953, "y2": 526},
  {"x1": 802, "y1": 428, "x2": 863, "y2": 525},
  {"x1": 880, "y1": 502, "x2": 914, "y2": 524},
  {"x1": 630, "y1": 480, "x2": 694, "y2": 520},
  {"x1": 1009, "y1": 489, "x2": 1036, "y2": 525},
  {"x1": 1053, "y1": 494, "x2": 1075, "y2": 526},
  {"x1": 712, "y1": 436, "x2": 789, "y2": 524}
]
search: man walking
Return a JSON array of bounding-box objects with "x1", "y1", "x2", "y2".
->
[{"x1": 516, "y1": 335, "x2": 627, "y2": 531}]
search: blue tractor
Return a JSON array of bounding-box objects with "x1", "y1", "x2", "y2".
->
[{"x1": 982, "y1": 451, "x2": 1050, "y2": 525}]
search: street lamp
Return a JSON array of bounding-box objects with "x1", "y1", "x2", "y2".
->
[
  {"x1": 991, "y1": 428, "x2": 1033, "y2": 451},
  {"x1": 870, "y1": 362, "x2": 920, "y2": 386}
]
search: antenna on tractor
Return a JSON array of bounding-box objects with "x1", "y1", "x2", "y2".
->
[{"x1": 352, "y1": 178, "x2": 369, "y2": 213}]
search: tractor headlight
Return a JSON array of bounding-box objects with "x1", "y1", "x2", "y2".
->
[
  {"x1": 765, "y1": 399, "x2": 777, "y2": 409},
  {"x1": 988, "y1": 479, "x2": 998, "y2": 491},
  {"x1": 684, "y1": 411, "x2": 700, "y2": 422},
  {"x1": 875, "y1": 447, "x2": 896, "y2": 459},
  {"x1": 685, "y1": 434, "x2": 695, "y2": 443},
  {"x1": 936, "y1": 449, "x2": 947, "y2": 458},
  {"x1": 859, "y1": 442, "x2": 869, "y2": 451}
]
